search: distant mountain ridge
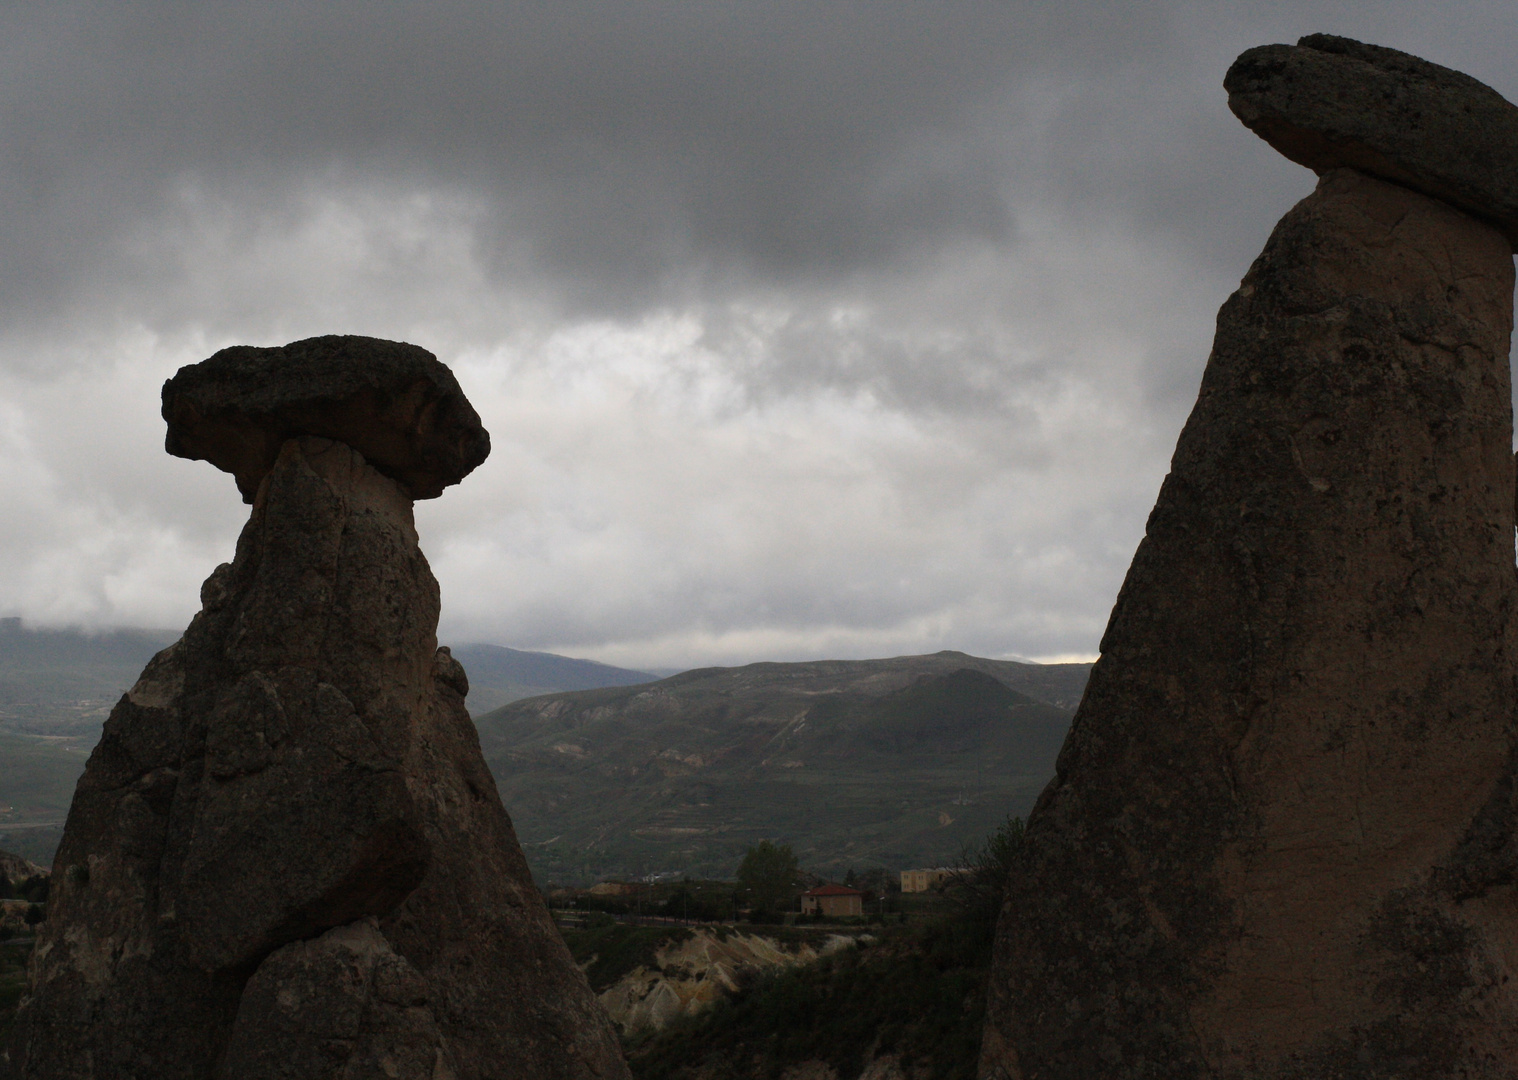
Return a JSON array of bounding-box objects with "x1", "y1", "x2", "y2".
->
[
  {"x1": 0, "y1": 627, "x2": 1094, "y2": 878},
  {"x1": 449, "y1": 643, "x2": 657, "y2": 715},
  {"x1": 475, "y1": 650, "x2": 1093, "y2": 884},
  {"x1": 646, "y1": 650, "x2": 1091, "y2": 710}
]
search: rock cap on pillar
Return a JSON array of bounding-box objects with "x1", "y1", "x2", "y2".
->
[
  {"x1": 1226, "y1": 33, "x2": 1518, "y2": 250},
  {"x1": 162, "y1": 334, "x2": 491, "y2": 503}
]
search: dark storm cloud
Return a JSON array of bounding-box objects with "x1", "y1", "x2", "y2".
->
[
  {"x1": 4, "y1": 1, "x2": 1515, "y2": 320},
  {"x1": 0, "y1": 1, "x2": 1174, "y2": 322}
]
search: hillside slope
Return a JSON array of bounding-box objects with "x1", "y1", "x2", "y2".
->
[
  {"x1": 475, "y1": 651, "x2": 1090, "y2": 883},
  {"x1": 0, "y1": 623, "x2": 178, "y2": 867},
  {"x1": 0, "y1": 622, "x2": 177, "y2": 736}
]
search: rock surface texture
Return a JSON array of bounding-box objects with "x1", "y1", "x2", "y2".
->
[
  {"x1": 4, "y1": 339, "x2": 628, "y2": 1079},
  {"x1": 982, "y1": 38, "x2": 1518, "y2": 1080}
]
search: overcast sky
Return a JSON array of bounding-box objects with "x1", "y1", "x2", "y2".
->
[{"x1": 1, "y1": 2, "x2": 1515, "y2": 670}]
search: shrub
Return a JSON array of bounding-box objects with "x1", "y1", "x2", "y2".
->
[
  {"x1": 20, "y1": 876, "x2": 50, "y2": 905},
  {"x1": 736, "y1": 841, "x2": 801, "y2": 914},
  {"x1": 575, "y1": 894, "x2": 632, "y2": 916},
  {"x1": 658, "y1": 889, "x2": 722, "y2": 922},
  {"x1": 562, "y1": 922, "x2": 693, "y2": 993},
  {"x1": 944, "y1": 815, "x2": 1024, "y2": 925}
]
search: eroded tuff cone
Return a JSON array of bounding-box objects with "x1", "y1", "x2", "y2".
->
[
  {"x1": 6, "y1": 407, "x2": 626, "y2": 1072},
  {"x1": 0, "y1": 849, "x2": 45, "y2": 883},
  {"x1": 162, "y1": 334, "x2": 491, "y2": 502},
  {"x1": 1227, "y1": 34, "x2": 1518, "y2": 250},
  {"x1": 980, "y1": 88, "x2": 1518, "y2": 1080}
]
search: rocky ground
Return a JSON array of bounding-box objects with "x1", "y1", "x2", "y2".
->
[{"x1": 567, "y1": 921, "x2": 867, "y2": 1035}]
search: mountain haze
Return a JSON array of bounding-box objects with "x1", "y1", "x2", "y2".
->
[
  {"x1": 450, "y1": 643, "x2": 657, "y2": 715},
  {"x1": 0, "y1": 625, "x2": 1094, "y2": 880}
]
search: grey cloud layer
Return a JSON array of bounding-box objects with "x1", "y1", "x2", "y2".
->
[
  {"x1": 2, "y1": 3, "x2": 1057, "y2": 313},
  {"x1": 0, "y1": 1, "x2": 1514, "y2": 665},
  {"x1": 6, "y1": 3, "x2": 1513, "y2": 306}
]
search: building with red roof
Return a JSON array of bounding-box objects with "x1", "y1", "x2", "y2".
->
[{"x1": 800, "y1": 883, "x2": 864, "y2": 918}]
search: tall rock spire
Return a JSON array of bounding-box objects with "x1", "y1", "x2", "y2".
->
[
  {"x1": 981, "y1": 38, "x2": 1518, "y2": 1078},
  {"x1": 4, "y1": 336, "x2": 629, "y2": 1079}
]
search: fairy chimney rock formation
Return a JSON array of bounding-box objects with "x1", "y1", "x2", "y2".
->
[
  {"x1": 4, "y1": 336, "x2": 629, "y2": 1079},
  {"x1": 982, "y1": 37, "x2": 1518, "y2": 1079}
]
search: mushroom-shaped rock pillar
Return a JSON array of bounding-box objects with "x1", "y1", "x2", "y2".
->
[
  {"x1": 5, "y1": 337, "x2": 630, "y2": 1079},
  {"x1": 981, "y1": 37, "x2": 1518, "y2": 1079}
]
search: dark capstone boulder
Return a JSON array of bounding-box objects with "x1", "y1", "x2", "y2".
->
[
  {"x1": 981, "y1": 41, "x2": 1518, "y2": 1080},
  {"x1": 162, "y1": 335, "x2": 491, "y2": 502},
  {"x1": 6, "y1": 348, "x2": 626, "y2": 1077},
  {"x1": 1226, "y1": 35, "x2": 1518, "y2": 250}
]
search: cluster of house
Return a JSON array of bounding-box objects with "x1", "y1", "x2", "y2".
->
[
  {"x1": 798, "y1": 868, "x2": 960, "y2": 917},
  {"x1": 562, "y1": 865, "x2": 962, "y2": 921},
  {"x1": 899, "y1": 867, "x2": 956, "y2": 893},
  {"x1": 798, "y1": 883, "x2": 865, "y2": 917}
]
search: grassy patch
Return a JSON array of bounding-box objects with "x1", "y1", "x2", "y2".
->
[
  {"x1": 0, "y1": 731, "x2": 91, "y2": 817},
  {"x1": 562, "y1": 920, "x2": 695, "y2": 993}
]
